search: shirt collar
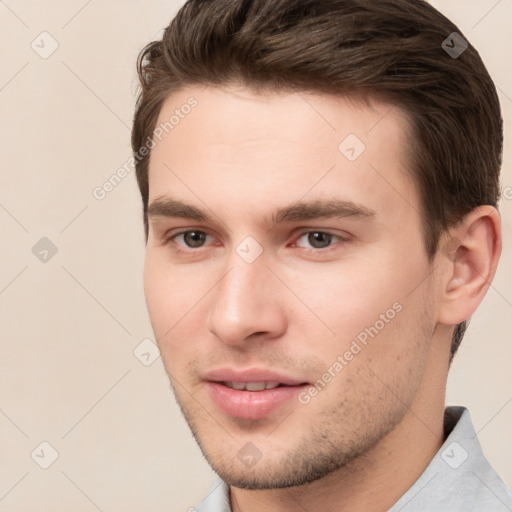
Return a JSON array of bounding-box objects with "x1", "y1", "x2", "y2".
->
[{"x1": 390, "y1": 406, "x2": 512, "y2": 511}]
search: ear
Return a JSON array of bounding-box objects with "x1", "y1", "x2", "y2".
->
[{"x1": 437, "y1": 206, "x2": 502, "y2": 326}]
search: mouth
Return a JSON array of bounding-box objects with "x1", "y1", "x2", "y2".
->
[
  {"x1": 204, "y1": 369, "x2": 310, "y2": 421},
  {"x1": 222, "y1": 381, "x2": 286, "y2": 391}
]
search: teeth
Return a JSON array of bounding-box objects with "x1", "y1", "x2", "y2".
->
[
  {"x1": 224, "y1": 381, "x2": 281, "y2": 391},
  {"x1": 245, "y1": 382, "x2": 266, "y2": 391}
]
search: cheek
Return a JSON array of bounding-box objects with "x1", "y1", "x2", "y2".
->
[
  {"x1": 143, "y1": 250, "x2": 201, "y2": 326},
  {"x1": 143, "y1": 252, "x2": 215, "y2": 373},
  {"x1": 143, "y1": 255, "x2": 191, "y2": 349},
  {"x1": 290, "y1": 245, "x2": 433, "y2": 363},
  {"x1": 144, "y1": 256, "x2": 171, "y2": 333},
  {"x1": 288, "y1": 261, "x2": 403, "y2": 341}
]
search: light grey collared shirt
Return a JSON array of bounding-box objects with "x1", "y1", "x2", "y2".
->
[{"x1": 196, "y1": 406, "x2": 512, "y2": 511}]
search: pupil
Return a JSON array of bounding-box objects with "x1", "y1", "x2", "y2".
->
[
  {"x1": 184, "y1": 231, "x2": 206, "y2": 247},
  {"x1": 308, "y1": 232, "x2": 331, "y2": 249}
]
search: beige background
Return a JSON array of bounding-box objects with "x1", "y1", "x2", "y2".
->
[{"x1": 0, "y1": 1, "x2": 510, "y2": 511}]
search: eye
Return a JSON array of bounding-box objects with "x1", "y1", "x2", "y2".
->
[
  {"x1": 295, "y1": 231, "x2": 343, "y2": 250},
  {"x1": 172, "y1": 230, "x2": 211, "y2": 248}
]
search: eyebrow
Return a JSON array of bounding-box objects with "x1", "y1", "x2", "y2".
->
[
  {"x1": 147, "y1": 197, "x2": 376, "y2": 226},
  {"x1": 269, "y1": 199, "x2": 375, "y2": 224},
  {"x1": 148, "y1": 198, "x2": 209, "y2": 222}
]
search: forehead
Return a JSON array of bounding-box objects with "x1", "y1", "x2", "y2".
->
[{"x1": 147, "y1": 85, "x2": 418, "y2": 225}]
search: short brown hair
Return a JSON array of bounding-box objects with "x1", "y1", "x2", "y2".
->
[{"x1": 131, "y1": 0, "x2": 503, "y2": 358}]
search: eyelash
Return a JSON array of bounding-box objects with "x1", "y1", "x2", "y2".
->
[{"x1": 165, "y1": 229, "x2": 348, "y2": 253}]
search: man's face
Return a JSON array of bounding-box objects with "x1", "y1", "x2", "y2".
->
[{"x1": 143, "y1": 86, "x2": 439, "y2": 488}]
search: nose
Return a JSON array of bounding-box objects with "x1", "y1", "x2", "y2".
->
[{"x1": 206, "y1": 255, "x2": 288, "y2": 346}]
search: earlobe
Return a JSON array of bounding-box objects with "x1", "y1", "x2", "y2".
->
[{"x1": 437, "y1": 206, "x2": 501, "y2": 325}]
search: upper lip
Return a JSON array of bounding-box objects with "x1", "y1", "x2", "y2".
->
[{"x1": 204, "y1": 368, "x2": 308, "y2": 386}]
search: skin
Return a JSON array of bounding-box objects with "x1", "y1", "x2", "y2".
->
[{"x1": 143, "y1": 85, "x2": 501, "y2": 511}]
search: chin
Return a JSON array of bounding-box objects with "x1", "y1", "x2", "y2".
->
[{"x1": 198, "y1": 439, "x2": 367, "y2": 491}]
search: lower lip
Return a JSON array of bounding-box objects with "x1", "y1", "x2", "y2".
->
[{"x1": 206, "y1": 382, "x2": 306, "y2": 420}]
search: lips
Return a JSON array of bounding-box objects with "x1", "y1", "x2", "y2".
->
[{"x1": 204, "y1": 368, "x2": 309, "y2": 421}]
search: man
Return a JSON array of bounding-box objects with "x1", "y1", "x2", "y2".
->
[{"x1": 131, "y1": 0, "x2": 511, "y2": 510}]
